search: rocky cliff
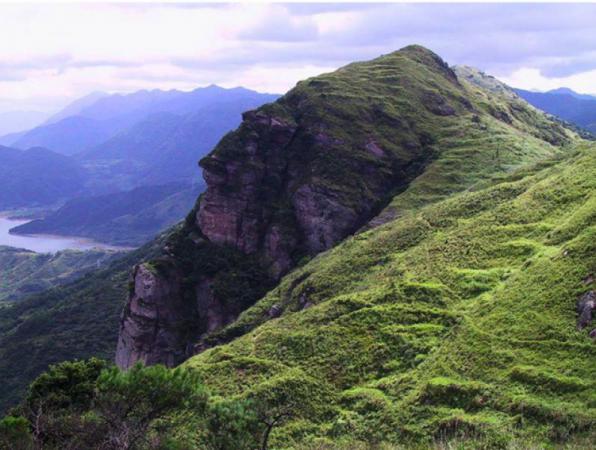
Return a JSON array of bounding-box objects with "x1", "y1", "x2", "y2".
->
[{"x1": 116, "y1": 45, "x2": 572, "y2": 369}]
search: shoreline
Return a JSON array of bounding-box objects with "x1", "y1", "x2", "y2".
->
[{"x1": 0, "y1": 215, "x2": 135, "y2": 253}]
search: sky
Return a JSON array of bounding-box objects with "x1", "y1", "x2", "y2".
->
[{"x1": 1, "y1": 2, "x2": 596, "y2": 115}]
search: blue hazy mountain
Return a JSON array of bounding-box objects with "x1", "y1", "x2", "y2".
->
[
  {"x1": 81, "y1": 90, "x2": 279, "y2": 188},
  {"x1": 546, "y1": 87, "x2": 596, "y2": 100},
  {"x1": 43, "y1": 91, "x2": 109, "y2": 125},
  {"x1": 0, "y1": 146, "x2": 85, "y2": 209},
  {"x1": 0, "y1": 85, "x2": 278, "y2": 244},
  {"x1": 6, "y1": 86, "x2": 278, "y2": 157},
  {"x1": 515, "y1": 87, "x2": 596, "y2": 133}
]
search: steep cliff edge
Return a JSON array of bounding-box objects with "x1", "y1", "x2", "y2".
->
[{"x1": 116, "y1": 45, "x2": 574, "y2": 369}]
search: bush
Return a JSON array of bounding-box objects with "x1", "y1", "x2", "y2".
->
[
  {"x1": 94, "y1": 364, "x2": 208, "y2": 449},
  {"x1": 0, "y1": 415, "x2": 33, "y2": 450}
]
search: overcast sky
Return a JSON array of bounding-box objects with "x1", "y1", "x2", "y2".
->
[{"x1": 1, "y1": 2, "x2": 596, "y2": 114}]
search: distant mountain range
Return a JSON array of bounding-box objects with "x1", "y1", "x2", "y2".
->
[
  {"x1": 0, "y1": 85, "x2": 278, "y2": 245},
  {"x1": 515, "y1": 87, "x2": 596, "y2": 134},
  {"x1": 3, "y1": 85, "x2": 278, "y2": 159}
]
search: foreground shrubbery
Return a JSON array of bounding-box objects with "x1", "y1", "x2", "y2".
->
[{"x1": 0, "y1": 358, "x2": 316, "y2": 450}]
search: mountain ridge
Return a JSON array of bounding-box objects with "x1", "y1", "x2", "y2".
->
[{"x1": 115, "y1": 45, "x2": 575, "y2": 370}]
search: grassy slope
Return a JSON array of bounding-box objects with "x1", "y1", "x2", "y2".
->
[
  {"x1": 196, "y1": 47, "x2": 574, "y2": 347},
  {"x1": 185, "y1": 138, "x2": 595, "y2": 448},
  {"x1": 188, "y1": 48, "x2": 591, "y2": 446},
  {"x1": 0, "y1": 246, "x2": 122, "y2": 302}
]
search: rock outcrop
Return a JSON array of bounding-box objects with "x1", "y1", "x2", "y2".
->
[
  {"x1": 115, "y1": 264, "x2": 187, "y2": 368},
  {"x1": 577, "y1": 290, "x2": 595, "y2": 331},
  {"x1": 115, "y1": 45, "x2": 572, "y2": 369}
]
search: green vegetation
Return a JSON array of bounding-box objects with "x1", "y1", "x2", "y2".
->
[
  {"x1": 1, "y1": 46, "x2": 594, "y2": 448},
  {"x1": 3, "y1": 358, "x2": 263, "y2": 450},
  {"x1": 183, "y1": 142, "x2": 595, "y2": 448},
  {"x1": 2, "y1": 359, "x2": 202, "y2": 449},
  {"x1": 0, "y1": 236, "x2": 165, "y2": 414},
  {"x1": 5, "y1": 141, "x2": 593, "y2": 449},
  {"x1": 0, "y1": 246, "x2": 122, "y2": 302}
]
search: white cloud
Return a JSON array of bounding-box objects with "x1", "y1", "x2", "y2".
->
[
  {"x1": 0, "y1": 3, "x2": 595, "y2": 113},
  {"x1": 0, "y1": 3, "x2": 318, "y2": 111},
  {"x1": 501, "y1": 67, "x2": 596, "y2": 95}
]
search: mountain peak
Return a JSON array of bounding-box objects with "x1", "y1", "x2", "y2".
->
[
  {"x1": 547, "y1": 87, "x2": 596, "y2": 100},
  {"x1": 549, "y1": 87, "x2": 578, "y2": 95},
  {"x1": 116, "y1": 46, "x2": 574, "y2": 370},
  {"x1": 390, "y1": 44, "x2": 459, "y2": 84}
]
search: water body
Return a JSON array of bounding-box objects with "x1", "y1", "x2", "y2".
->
[{"x1": 0, "y1": 216, "x2": 128, "y2": 253}]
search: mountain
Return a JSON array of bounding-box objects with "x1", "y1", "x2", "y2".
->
[
  {"x1": 0, "y1": 146, "x2": 85, "y2": 209},
  {"x1": 10, "y1": 116, "x2": 122, "y2": 156},
  {"x1": 116, "y1": 45, "x2": 572, "y2": 369},
  {"x1": 0, "y1": 110, "x2": 49, "y2": 136},
  {"x1": 548, "y1": 87, "x2": 596, "y2": 100},
  {"x1": 74, "y1": 85, "x2": 268, "y2": 121},
  {"x1": 515, "y1": 87, "x2": 596, "y2": 133},
  {"x1": 0, "y1": 46, "x2": 593, "y2": 449},
  {"x1": 0, "y1": 86, "x2": 276, "y2": 219},
  {"x1": 6, "y1": 86, "x2": 278, "y2": 159},
  {"x1": 11, "y1": 183, "x2": 202, "y2": 246},
  {"x1": 7, "y1": 91, "x2": 119, "y2": 155},
  {"x1": 182, "y1": 140, "x2": 595, "y2": 449},
  {"x1": 0, "y1": 246, "x2": 122, "y2": 302},
  {"x1": 78, "y1": 88, "x2": 279, "y2": 191}
]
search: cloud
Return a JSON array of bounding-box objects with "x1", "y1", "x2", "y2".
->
[
  {"x1": 1, "y1": 3, "x2": 596, "y2": 113},
  {"x1": 238, "y1": 6, "x2": 320, "y2": 42},
  {"x1": 501, "y1": 67, "x2": 596, "y2": 95}
]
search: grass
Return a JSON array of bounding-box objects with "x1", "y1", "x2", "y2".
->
[
  {"x1": 0, "y1": 246, "x2": 122, "y2": 302},
  {"x1": 185, "y1": 142, "x2": 596, "y2": 448}
]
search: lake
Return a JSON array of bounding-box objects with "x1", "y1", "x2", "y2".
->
[{"x1": 0, "y1": 216, "x2": 129, "y2": 253}]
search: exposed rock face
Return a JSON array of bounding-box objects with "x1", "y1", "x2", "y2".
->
[
  {"x1": 577, "y1": 290, "x2": 595, "y2": 330},
  {"x1": 197, "y1": 110, "x2": 300, "y2": 276},
  {"x1": 115, "y1": 47, "x2": 467, "y2": 369},
  {"x1": 116, "y1": 264, "x2": 188, "y2": 368},
  {"x1": 117, "y1": 102, "x2": 427, "y2": 368},
  {"x1": 116, "y1": 261, "x2": 247, "y2": 368}
]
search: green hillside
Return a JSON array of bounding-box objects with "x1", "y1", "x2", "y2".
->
[
  {"x1": 185, "y1": 141, "x2": 595, "y2": 448},
  {"x1": 114, "y1": 45, "x2": 574, "y2": 371},
  {"x1": 0, "y1": 246, "x2": 121, "y2": 302},
  {"x1": 0, "y1": 238, "x2": 163, "y2": 413}
]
